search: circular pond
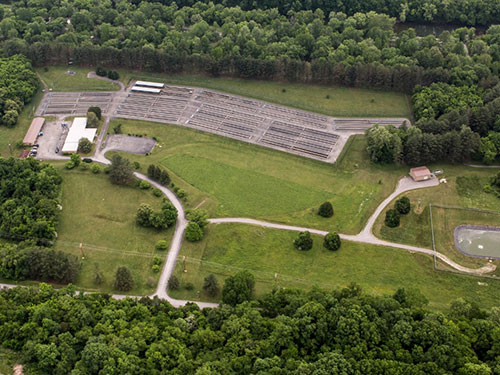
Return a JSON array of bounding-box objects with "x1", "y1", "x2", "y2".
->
[{"x1": 454, "y1": 225, "x2": 500, "y2": 259}]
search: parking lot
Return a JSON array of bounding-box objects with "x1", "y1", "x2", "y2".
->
[{"x1": 35, "y1": 118, "x2": 69, "y2": 160}]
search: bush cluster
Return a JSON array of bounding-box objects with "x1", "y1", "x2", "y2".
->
[
  {"x1": 135, "y1": 201, "x2": 178, "y2": 230},
  {"x1": 147, "y1": 164, "x2": 171, "y2": 186}
]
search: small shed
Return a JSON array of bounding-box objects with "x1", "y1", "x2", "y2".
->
[
  {"x1": 410, "y1": 166, "x2": 431, "y2": 182},
  {"x1": 23, "y1": 117, "x2": 45, "y2": 145}
]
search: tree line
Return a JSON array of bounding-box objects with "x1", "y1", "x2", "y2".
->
[
  {"x1": 0, "y1": 4, "x2": 498, "y2": 92},
  {"x1": 0, "y1": 54, "x2": 38, "y2": 127},
  {"x1": 0, "y1": 157, "x2": 62, "y2": 244},
  {"x1": 0, "y1": 243, "x2": 81, "y2": 284},
  {"x1": 144, "y1": 0, "x2": 499, "y2": 26},
  {"x1": 0, "y1": 281, "x2": 499, "y2": 374}
]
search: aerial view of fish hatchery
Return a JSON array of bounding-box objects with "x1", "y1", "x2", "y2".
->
[{"x1": 0, "y1": 0, "x2": 500, "y2": 373}]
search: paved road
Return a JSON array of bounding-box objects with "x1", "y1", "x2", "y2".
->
[{"x1": 209, "y1": 176, "x2": 496, "y2": 276}]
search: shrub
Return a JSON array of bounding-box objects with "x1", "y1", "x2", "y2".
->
[
  {"x1": 185, "y1": 222, "x2": 203, "y2": 242},
  {"x1": 88, "y1": 106, "x2": 102, "y2": 120},
  {"x1": 185, "y1": 282, "x2": 194, "y2": 290},
  {"x1": 203, "y1": 274, "x2": 220, "y2": 297},
  {"x1": 176, "y1": 189, "x2": 186, "y2": 198},
  {"x1": 318, "y1": 202, "x2": 334, "y2": 218},
  {"x1": 168, "y1": 275, "x2": 180, "y2": 290},
  {"x1": 79, "y1": 163, "x2": 89, "y2": 171},
  {"x1": 186, "y1": 209, "x2": 209, "y2": 229},
  {"x1": 113, "y1": 123, "x2": 122, "y2": 134},
  {"x1": 395, "y1": 196, "x2": 411, "y2": 215},
  {"x1": 114, "y1": 266, "x2": 133, "y2": 291},
  {"x1": 136, "y1": 204, "x2": 154, "y2": 227},
  {"x1": 78, "y1": 138, "x2": 93, "y2": 154},
  {"x1": 109, "y1": 155, "x2": 133, "y2": 185},
  {"x1": 153, "y1": 188, "x2": 162, "y2": 197},
  {"x1": 146, "y1": 277, "x2": 155, "y2": 288},
  {"x1": 152, "y1": 264, "x2": 160, "y2": 273},
  {"x1": 294, "y1": 231, "x2": 313, "y2": 250},
  {"x1": 107, "y1": 70, "x2": 119, "y2": 80},
  {"x1": 93, "y1": 263, "x2": 104, "y2": 286},
  {"x1": 87, "y1": 112, "x2": 99, "y2": 128},
  {"x1": 65, "y1": 161, "x2": 75, "y2": 169},
  {"x1": 70, "y1": 153, "x2": 81, "y2": 166},
  {"x1": 155, "y1": 240, "x2": 168, "y2": 251},
  {"x1": 324, "y1": 232, "x2": 341, "y2": 251},
  {"x1": 139, "y1": 180, "x2": 151, "y2": 190},
  {"x1": 96, "y1": 67, "x2": 107, "y2": 76},
  {"x1": 91, "y1": 164, "x2": 100, "y2": 174},
  {"x1": 385, "y1": 209, "x2": 400, "y2": 228},
  {"x1": 222, "y1": 270, "x2": 255, "y2": 306},
  {"x1": 133, "y1": 161, "x2": 141, "y2": 170},
  {"x1": 152, "y1": 256, "x2": 163, "y2": 266}
]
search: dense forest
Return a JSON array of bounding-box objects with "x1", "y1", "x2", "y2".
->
[
  {"x1": 0, "y1": 1, "x2": 499, "y2": 158},
  {"x1": 0, "y1": 157, "x2": 62, "y2": 244},
  {"x1": 0, "y1": 54, "x2": 38, "y2": 127},
  {"x1": 0, "y1": 283, "x2": 499, "y2": 374},
  {"x1": 145, "y1": 0, "x2": 500, "y2": 26}
]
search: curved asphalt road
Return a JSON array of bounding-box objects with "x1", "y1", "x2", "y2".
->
[{"x1": 8, "y1": 151, "x2": 494, "y2": 307}]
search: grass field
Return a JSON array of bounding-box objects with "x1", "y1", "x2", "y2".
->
[
  {"x1": 117, "y1": 71, "x2": 412, "y2": 118},
  {"x1": 373, "y1": 169, "x2": 500, "y2": 269},
  {"x1": 169, "y1": 223, "x2": 500, "y2": 311},
  {"x1": 37, "y1": 66, "x2": 120, "y2": 92},
  {"x1": 109, "y1": 120, "x2": 407, "y2": 233},
  {"x1": 54, "y1": 164, "x2": 174, "y2": 295}
]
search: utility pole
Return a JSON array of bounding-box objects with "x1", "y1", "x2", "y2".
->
[{"x1": 80, "y1": 242, "x2": 85, "y2": 259}]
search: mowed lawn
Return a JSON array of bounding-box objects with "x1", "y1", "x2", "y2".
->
[
  {"x1": 55, "y1": 166, "x2": 174, "y2": 295},
  {"x1": 118, "y1": 71, "x2": 412, "y2": 118},
  {"x1": 170, "y1": 223, "x2": 500, "y2": 311},
  {"x1": 373, "y1": 168, "x2": 500, "y2": 269},
  {"x1": 109, "y1": 119, "x2": 407, "y2": 233},
  {"x1": 37, "y1": 66, "x2": 121, "y2": 91}
]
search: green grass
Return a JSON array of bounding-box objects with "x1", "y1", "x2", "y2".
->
[
  {"x1": 170, "y1": 223, "x2": 500, "y2": 311},
  {"x1": 373, "y1": 167, "x2": 500, "y2": 268},
  {"x1": 117, "y1": 71, "x2": 412, "y2": 118},
  {"x1": 37, "y1": 66, "x2": 120, "y2": 92},
  {"x1": 54, "y1": 164, "x2": 173, "y2": 295},
  {"x1": 162, "y1": 154, "x2": 331, "y2": 217},
  {"x1": 0, "y1": 89, "x2": 44, "y2": 157},
  {"x1": 109, "y1": 120, "x2": 406, "y2": 233}
]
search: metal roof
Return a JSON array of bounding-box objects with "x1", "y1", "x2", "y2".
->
[
  {"x1": 23, "y1": 117, "x2": 45, "y2": 145},
  {"x1": 134, "y1": 81, "x2": 165, "y2": 88}
]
